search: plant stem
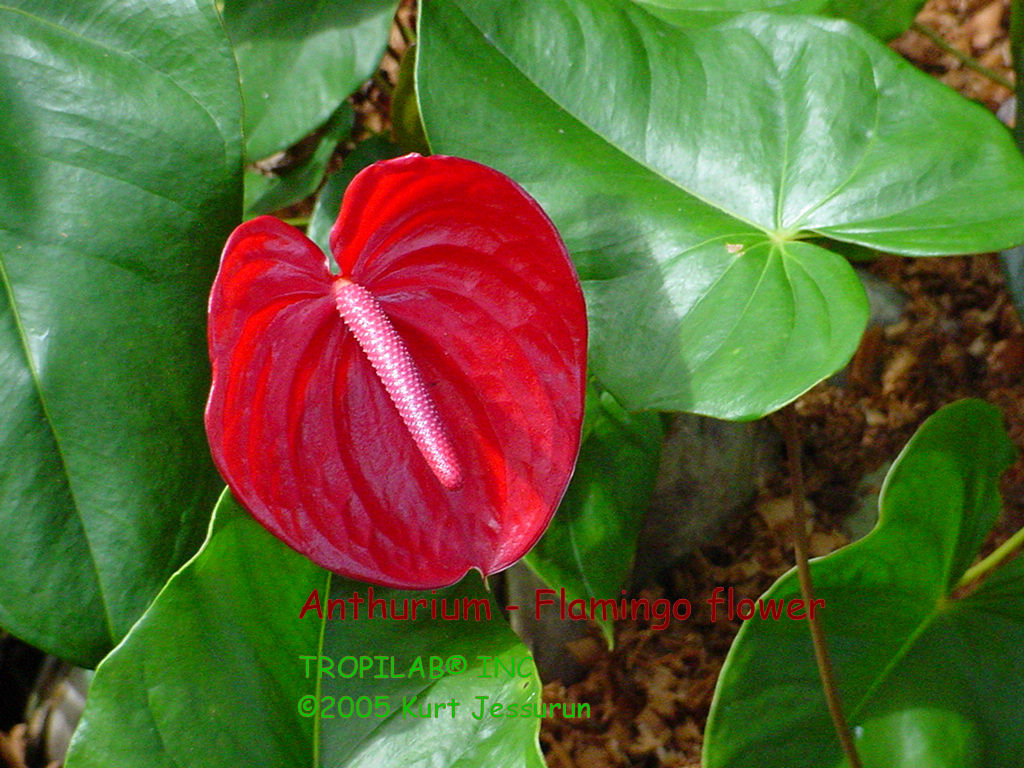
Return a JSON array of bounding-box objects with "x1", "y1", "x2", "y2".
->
[
  {"x1": 781, "y1": 406, "x2": 862, "y2": 768},
  {"x1": 911, "y1": 21, "x2": 1015, "y2": 91},
  {"x1": 397, "y1": 17, "x2": 416, "y2": 47},
  {"x1": 373, "y1": 70, "x2": 395, "y2": 97},
  {"x1": 312, "y1": 571, "x2": 332, "y2": 768},
  {"x1": 282, "y1": 216, "x2": 310, "y2": 227},
  {"x1": 957, "y1": 524, "x2": 1024, "y2": 590}
]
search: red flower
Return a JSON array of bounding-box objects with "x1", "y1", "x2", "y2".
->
[{"x1": 205, "y1": 154, "x2": 587, "y2": 588}]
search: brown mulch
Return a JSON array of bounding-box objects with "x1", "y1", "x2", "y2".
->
[
  {"x1": 892, "y1": 0, "x2": 1013, "y2": 111},
  {"x1": 800, "y1": 255, "x2": 1024, "y2": 520},
  {"x1": 0, "y1": 727, "x2": 28, "y2": 768},
  {"x1": 540, "y1": 498, "x2": 848, "y2": 768},
  {"x1": 540, "y1": 2, "x2": 1024, "y2": 767}
]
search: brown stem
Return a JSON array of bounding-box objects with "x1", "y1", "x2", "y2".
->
[
  {"x1": 781, "y1": 406, "x2": 862, "y2": 768},
  {"x1": 911, "y1": 21, "x2": 1015, "y2": 91}
]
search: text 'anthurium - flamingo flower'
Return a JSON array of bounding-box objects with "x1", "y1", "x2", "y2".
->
[{"x1": 205, "y1": 154, "x2": 587, "y2": 589}]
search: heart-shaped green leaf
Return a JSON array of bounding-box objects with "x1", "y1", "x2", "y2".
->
[
  {"x1": 525, "y1": 385, "x2": 663, "y2": 645},
  {"x1": 0, "y1": 0, "x2": 242, "y2": 666},
  {"x1": 704, "y1": 399, "x2": 1021, "y2": 767},
  {"x1": 66, "y1": 492, "x2": 546, "y2": 768},
  {"x1": 418, "y1": 2, "x2": 1024, "y2": 418},
  {"x1": 223, "y1": 0, "x2": 396, "y2": 160},
  {"x1": 319, "y1": 582, "x2": 546, "y2": 768}
]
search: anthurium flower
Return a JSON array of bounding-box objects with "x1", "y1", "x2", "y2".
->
[{"x1": 205, "y1": 154, "x2": 587, "y2": 588}]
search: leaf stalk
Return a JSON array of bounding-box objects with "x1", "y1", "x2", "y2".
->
[
  {"x1": 957, "y1": 523, "x2": 1024, "y2": 590},
  {"x1": 781, "y1": 406, "x2": 862, "y2": 768},
  {"x1": 911, "y1": 21, "x2": 1014, "y2": 91}
]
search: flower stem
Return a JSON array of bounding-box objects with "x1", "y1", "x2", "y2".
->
[
  {"x1": 373, "y1": 70, "x2": 395, "y2": 98},
  {"x1": 312, "y1": 570, "x2": 332, "y2": 768},
  {"x1": 957, "y1": 524, "x2": 1024, "y2": 590},
  {"x1": 781, "y1": 406, "x2": 862, "y2": 768}
]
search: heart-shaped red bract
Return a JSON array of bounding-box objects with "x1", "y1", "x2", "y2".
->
[{"x1": 205, "y1": 154, "x2": 587, "y2": 588}]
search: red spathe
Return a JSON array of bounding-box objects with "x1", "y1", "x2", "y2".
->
[{"x1": 205, "y1": 154, "x2": 587, "y2": 588}]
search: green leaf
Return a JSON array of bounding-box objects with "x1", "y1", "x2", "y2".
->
[
  {"x1": 823, "y1": 0, "x2": 925, "y2": 40},
  {"x1": 525, "y1": 386, "x2": 662, "y2": 645},
  {"x1": 65, "y1": 492, "x2": 320, "y2": 767},
  {"x1": 223, "y1": 0, "x2": 396, "y2": 161},
  {"x1": 630, "y1": 0, "x2": 925, "y2": 39},
  {"x1": 841, "y1": 707, "x2": 983, "y2": 767},
  {"x1": 704, "y1": 400, "x2": 1021, "y2": 768},
  {"x1": 0, "y1": 0, "x2": 242, "y2": 666},
  {"x1": 418, "y1": 2, "x2": 1024, "y2": 418},
  {"x1": 392, "y1": 45, "x2": 431, "y2": 154},
  {"x1": 630, "y1": 0, "x2": 825, "y2": 28},
  {"x1": 244, "y1": 105, "x2": 353, "y2": 218},
  {"x1": 319, "y1": 584, "x2": 546, "y2": 768},
  {"x1": 308, "y1": 135, "x2": 403, "y2": 259},
  {"x1": 66, "y1": 492, "x2": 546, "y2": 768}
]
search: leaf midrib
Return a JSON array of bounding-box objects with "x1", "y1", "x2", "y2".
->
[
  {"x1": 0, "y1": 251, "x2": 116, "y2": 640},
  {"x1": 848, "y1": 594, "x2": 945, "y2": 722}
]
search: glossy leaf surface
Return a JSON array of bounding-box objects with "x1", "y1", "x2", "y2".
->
[
  {"x1": 223, "y1": 0, "x2": 396, "y2": 160},
  {"x1": 525, "y1": 386, "x2": 662, "y2": 644},
  {"x1": 631, "y1": 0, "x2": 823, "y2": 28},
  {"x1": 418, "y1": 2, "x2": 1024, "y2": 418},
  {"x1": 0, "y1": 0, "x2": 242, "y2": 665},
  {"x1": 1001, "y1": 247, "x2": 1024, "y2": 321},
  {"x1": 704, "y1": 400, "x2": 1022, "y2": 767},
  {"x1": 207, "y1": 154, "x2": 588, "y2": 588},
  {"x1": 631, "y1": 0, "x2": 925, "y2": 39},
  {"x1": 841, "y1": 708, "x2": 983, "y2": 767},
  {"x1": 66, "y1": 492, "x2": 545, "y2": 768}
]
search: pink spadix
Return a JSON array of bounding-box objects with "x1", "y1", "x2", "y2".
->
[
  {"x1": 332, "y1": 278, "x2": 464, "y2": 489},
  {"x1": 205, "y1": 153, "x2": 586, "y2": 588}
]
